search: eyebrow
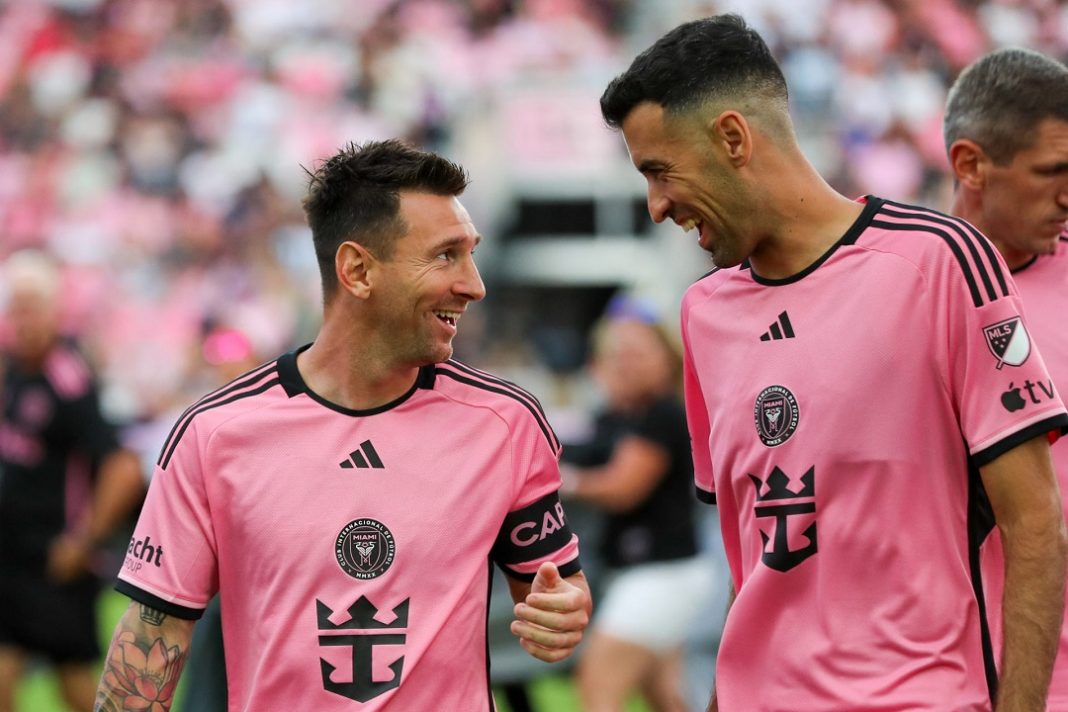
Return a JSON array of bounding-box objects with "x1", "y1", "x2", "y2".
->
[{"x1": 432, "y1": 234, "x2": 482, "y2": 251}]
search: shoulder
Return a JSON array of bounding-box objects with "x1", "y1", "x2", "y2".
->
[
  {"x1": 430, "y1": 359, "x2": 560, "y2": 452},
  {"x1": 856, "y1": 196, "x2": 1012, "y2": 308},
  {"x1": 156, "y1": 357, "x2": 288, "y2": 470},
  {"x1": 681, "y1": 265, "x2": 732, "y2": 313}
]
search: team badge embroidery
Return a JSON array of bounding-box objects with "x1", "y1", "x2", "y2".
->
[
  {"x1": 754, "y1": 385, "x2": 799, "y2": 447},
  {"x1": 983, "y1": 316, "x2": 1031, "y2": 369},
  {"x1": 335, "y1": 519, "x2": 395, "y2": 580}
]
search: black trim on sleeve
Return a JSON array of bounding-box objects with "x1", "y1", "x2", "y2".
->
[
  {"x1": 696, "y1": 486, "x2": 716, "y2": 505},
  {"x1": 498, "y1": 556, "x2": 582, "y2": 583},
  {"x1": 971, "y1": 413, "x2": 1068, "y2": 468},
  {"x1": 114, "y1": 580, "x2": 204, "y2": 621},
  {"x1": 492, "y1": 492, "x2": 574, "y2": 564}
]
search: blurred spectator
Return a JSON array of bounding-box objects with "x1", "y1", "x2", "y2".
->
[
  {"x1": 0, "y1": 249, "x2": 143, "y2": 712},
  {"x1": 560, "y1": 298, "x2": 713, "y2": 712}
]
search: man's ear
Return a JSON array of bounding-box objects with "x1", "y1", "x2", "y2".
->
[
  {"x1": 948, "y1": 139, "x2": 989, "y2": 191},
  {"x1": 336, "y1": 241, "x2": 374, "y2": 299},
  {"x1": 712, "y1": 110, "x2": 753, "y2": 168}
]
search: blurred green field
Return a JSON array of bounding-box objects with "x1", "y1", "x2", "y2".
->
[{"x1": 14, "y1": 590, "x2": 651, "y2": 712}]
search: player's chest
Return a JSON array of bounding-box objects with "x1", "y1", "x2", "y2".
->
[
  {"x1": 203, "y1": 411, "x2": 516, "y2": 559},
  {"x1": 690, "y1": 281, "x2": 937, "y2": 444}
]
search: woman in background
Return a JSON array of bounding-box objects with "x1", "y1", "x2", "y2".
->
[{"x1": 561, "y1": 299, "x2": 712, "y2": 712}]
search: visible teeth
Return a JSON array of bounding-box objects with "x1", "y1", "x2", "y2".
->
[
  {"x1": 434, "y1": 311, "x2": 460, "y2": 324},
  {"x1": 681, "y1": 219, "x2": 698, "y2": 233}
]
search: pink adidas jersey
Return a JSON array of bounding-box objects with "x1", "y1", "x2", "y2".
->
[
  {"x1": 982, "y1": 232, "x2": 1068, "y2": 708},
  {"x1": 116, "y1": 349, "x2": 580, "y2": 712},
  {"x1": 683, "y1": 197, "x2": 1068, "y2": 710}
]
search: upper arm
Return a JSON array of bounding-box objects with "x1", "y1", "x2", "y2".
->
[{"x1": 980, "y1": 435, "x2": 1064, "y2": 532}]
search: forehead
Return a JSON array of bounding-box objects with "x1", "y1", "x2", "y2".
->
[
  {"x1": 396, "y1": 191, "x2": 478, "y2": 245},
  {"x1": 1015, "y1": 117, "x2": 1068, "y2": 160},
  {"x1": 620, "y1": 102, "x2": 688, "y2": 168}
]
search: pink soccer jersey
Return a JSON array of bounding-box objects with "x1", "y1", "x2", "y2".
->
[
  {"x1": 116, "y1": 350, "x2": 580, "y2": 712},
  {"x1": 682, "y1": 197, "x2": 1068, "y2": 711},
  {"x1": 982, "y1": 232, "x2": 1068, "y2": 708}
]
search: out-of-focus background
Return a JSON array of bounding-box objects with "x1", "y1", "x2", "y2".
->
[{"x1": 1, "y1": 0, "x2": 1066, "y2": 710}]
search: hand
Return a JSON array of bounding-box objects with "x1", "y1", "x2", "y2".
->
[
  {"x1": 47, "y1": 532, "x2": 92, "y2": 583},
  {"x1": 510, "y1": 561, "x2": 590, "y2": 662}
]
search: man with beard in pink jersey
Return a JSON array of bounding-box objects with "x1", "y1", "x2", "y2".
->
[
  {"x1": 93, "y1": 139, "x2": 591, "y2": 712},
  {"x1": 945, "y1": 47, "x2": 1068, "y2": 710},
  {"x1": 600, "y1": 14, "x2": 1067, "y2": 712}
]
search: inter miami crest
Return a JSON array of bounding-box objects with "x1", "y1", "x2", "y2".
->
[
  {"x1": 983, "y1": 316, "x2": 1031, "y2": 369},
  {"x1": 335, "y1": 519, "x2": 395, "y2": 580},
  {"x1": 754, "y1": 385, "x2": 799, "y2": 447}
]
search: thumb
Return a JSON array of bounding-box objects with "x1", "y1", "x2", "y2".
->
[{"x1": 531, "y1": 561, "x2": 563, "y2": 594}]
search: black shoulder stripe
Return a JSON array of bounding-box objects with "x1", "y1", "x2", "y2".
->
[
  {"x1": 434, "y1": 366, "x2": 560, "y2": 452},
  {"x1": 160, "y1": 361, "x2": 278, "y2": 460},
  {"x1": 880, "y1": 201, "x2": 1009, "y2": 301},
  {"x1": 884, "y1": 200, "x2": 1009, "y2": 297},
  {"x1": 445, "y1": 359, "x2": 549, "y2": 419},
  {"x1": 870, "y1": 219, "x2": 984, "y2": 308},
  {"x1": 158, "y1": 375, "x2": 281, "y2": 470}
]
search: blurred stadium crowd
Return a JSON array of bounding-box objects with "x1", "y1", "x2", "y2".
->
[
  {"x1": 1, "y1": 0, "x2": 1067, "y2": 709},
  {"x1": 1, "y1": 0, "x2": 1067, "y2": 430}
]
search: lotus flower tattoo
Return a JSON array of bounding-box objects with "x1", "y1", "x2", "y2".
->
[{"x1": 102, "y1": 631, "x2": 181, "y2": 711}]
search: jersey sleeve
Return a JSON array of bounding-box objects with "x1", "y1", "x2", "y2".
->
[
  {"x1": 935, "y1": 239, "x2": 1068, "y2": 466},
  {"x1": 682, "y1": 293, "x2": 715, "y2": 504},
  {"x1": 115, "y1": 417, "x2": 218, "y2": 619},
  {"x1": 490, "y1": 403, "x2": 581, "y2": 582}
]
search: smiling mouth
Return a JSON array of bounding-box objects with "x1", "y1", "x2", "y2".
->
[{"x1": 433, "y1": 310, "x2": 460, "y2": 327}]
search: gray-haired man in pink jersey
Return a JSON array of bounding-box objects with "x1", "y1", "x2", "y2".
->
[
  {"x1": 92, "y1": 139, "x2": 592, "y2": 712},
  {"x1": 946, "y1": 47, "x2": 1068, "y2": 711}
]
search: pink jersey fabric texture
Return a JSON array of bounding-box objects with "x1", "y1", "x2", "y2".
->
[
  {"x1": 982, "y1": 232, "x2": 1068, "y2": 709},
  {"x1": 116, "y1": 349, "x2": 580, "y2": 711},
  {"x1": 683, "y1": 197, "x2": 1068, "y2": 711}
]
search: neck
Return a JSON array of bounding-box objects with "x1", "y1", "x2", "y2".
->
[
  {"x1": 298, "y1": 321, "x2": 420, "y2": 411},
  {"x1": 747, "y1": 156, "x2": 864, "y2": 280}
]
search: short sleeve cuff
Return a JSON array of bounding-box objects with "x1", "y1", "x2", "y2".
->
[{"x1": 115, "y1": 580, "x2": 205, "y2": 621}]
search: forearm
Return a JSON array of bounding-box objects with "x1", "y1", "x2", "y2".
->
[
  {"x1": 95, "y1": 600, "x2": 195, "y2": 712},
  {"x1": 996, "y1": 514, "x2": 1067, "y2": 710}
]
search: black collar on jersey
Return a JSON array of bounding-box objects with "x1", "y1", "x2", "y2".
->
[
  {"x1": 744, "y1": 195, "x2": 884, "y2": 287},
  {"x1": 1011, "y1": 235, "x2": 1068, "y2": 275},
  {"x1": 277, "y1": 344, "x2": 436, "y2": 416}
]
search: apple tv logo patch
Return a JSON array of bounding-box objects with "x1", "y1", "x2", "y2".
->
[{"x1": 1000, "y1": 380, "x2": 1056, "y2": 412}]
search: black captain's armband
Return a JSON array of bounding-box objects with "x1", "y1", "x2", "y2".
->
[{"x1": 492, "y1": 491, "x2": 573, "y2": 565}]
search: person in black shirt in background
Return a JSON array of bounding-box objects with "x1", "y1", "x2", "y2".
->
[
  {"x1": 0, "y1": 250, "x2": 143, "y2": 712},
  {"x1": 561, "y1": 297, "x2": 713, "y2": 712}
]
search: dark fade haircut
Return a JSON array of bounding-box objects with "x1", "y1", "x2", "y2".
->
[
  {"x1": 944, "y1": 48, "x2": 1068, "y2": 164},
  {"x1": 302, "y1": 139, "x2": 469, "y2": 299},
  {"x1": 600, "y1": 14, "x2": 788, "y2": 129}
]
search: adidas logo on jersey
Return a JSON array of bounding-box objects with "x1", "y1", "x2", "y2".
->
[
  {"x1": 759, "y1": 311, "x2": 795, "y2": 341},
  {"x1": 340, "y1": 440, "x2": 385, "y2": 469}
]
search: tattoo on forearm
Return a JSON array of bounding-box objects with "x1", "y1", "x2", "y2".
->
[
  {"x1": 139, "y1": 604, "x2": 166, "y2": 626},
  {"x1": 95, "y1": 614, "x2": 186, "y2": 712}
]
